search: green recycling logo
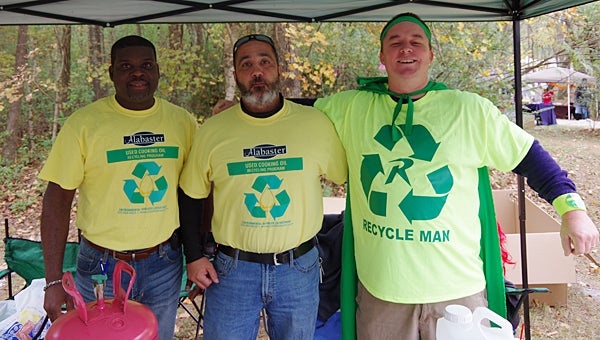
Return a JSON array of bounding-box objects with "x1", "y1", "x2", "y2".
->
[
  {"x1": 244, "y1": 175, "x2": 290, "y2": 219},
  {"x1": 361, "y1": 123, "x2": 453, "y2": 222},
  {"x1": 123, "y1": 161, "x2": 168, "y2": 205}
]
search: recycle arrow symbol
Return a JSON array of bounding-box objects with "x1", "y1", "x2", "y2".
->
[
  {"x1": 361, "y1": 121, "x2": 453, "y2": 221},
  {"x1": 398, "y1": 124, "x2": 440, "y2": 161},
  {"x1": 244, "y1": 175, "x2": 290, "y2": 219},
  {"x1": 399, "y1": 165, "x2": 453, "y2": 222}
]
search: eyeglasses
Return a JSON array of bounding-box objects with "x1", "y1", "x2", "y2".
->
[{"x1": 233, "y1": 34, "x2": 276, "y2": 55}]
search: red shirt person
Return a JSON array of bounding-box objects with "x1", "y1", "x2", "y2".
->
[{"x1": 542, "y1": 87, "x2": 554, "y2": 104}]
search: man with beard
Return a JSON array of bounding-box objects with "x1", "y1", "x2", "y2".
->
[
  {"x1": 178, "y1": 34, "x2": 347, "y2": 339},
  {"x1": 39, "y1": 35, "x2": 197, "y2": 340}
]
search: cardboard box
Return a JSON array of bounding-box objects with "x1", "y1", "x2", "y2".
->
[
  {"x1": 323, "y1": 191, "x2": 576, "y2": 305},
  {"x1": 493, "y1": 190, "x2": 576, "y2": 306}
]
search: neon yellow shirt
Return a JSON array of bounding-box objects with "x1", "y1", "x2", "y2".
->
[
  {"x1": 39, "y1": 96, "x2": 197, "y2": 250},
  {"x1": 315, "y1": 89, "x2": 533, "y2": 303},
  {"x1": 180, "y1": 100, "x2": 347, "y2": 253}
]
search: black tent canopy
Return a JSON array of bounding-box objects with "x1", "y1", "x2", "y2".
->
[{"x1": 0, "y1": 0, "x2": 596, "y2": 27}]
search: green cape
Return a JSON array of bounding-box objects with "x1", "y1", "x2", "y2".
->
[{"x1": 340, "y1": 167, "x2": 507, "y2": 339}]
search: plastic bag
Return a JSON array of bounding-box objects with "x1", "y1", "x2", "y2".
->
[
  {"x1": 0, "y1": 278, "x2": 50, "y2": 339},
  {"x1": 0, "y1": 301, "x2": 16, "y2": 323}
]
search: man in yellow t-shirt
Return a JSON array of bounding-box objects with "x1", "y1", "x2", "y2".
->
[
  {"x1": 314, "y1": 13, "x2": 599, "y2": 340},
  {"x1": 39, "y1": 35, "x2": 197, "y2": 340},
  {"x1": 179, "y1": 34, "x2": 347, "y2": 339}
]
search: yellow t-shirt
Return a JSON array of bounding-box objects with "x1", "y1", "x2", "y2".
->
[
  {"x1": 315, "y1": 89, "x2": 533, "y2": 304},
  {"x1": 180, "y1": 100, "x2": 347, "y2": 253},
  {"x1": 39, "y1": 96, "x2": 197, "y2": 250}
]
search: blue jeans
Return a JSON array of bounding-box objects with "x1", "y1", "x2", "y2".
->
[
  {"x1": 76, "y1": 237, "x2": 183, "y2": 340},
  {"x1": 203, "y1": 246, "x2": 320, "y2": 340}
]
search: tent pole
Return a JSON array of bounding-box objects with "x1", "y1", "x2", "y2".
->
[{"x1": 512, "y1": 12, "x2": 532, "y2": 340}]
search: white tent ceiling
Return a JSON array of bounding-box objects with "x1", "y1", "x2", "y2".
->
[
  {"x1": 0, "y1": 0, "x2": 597, "y2": 27},
  {"x1": 522, "y1": 66, "x2": 596, "y2": 84}
]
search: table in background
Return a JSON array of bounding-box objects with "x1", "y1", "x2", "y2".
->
[{"x1": 525, "y1": 103, "x2": 556, "y2": 125}]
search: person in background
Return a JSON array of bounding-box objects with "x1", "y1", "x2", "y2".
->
[
  {"x1": 178, "y1": 34, "x2": 347, "y2": 339},
  {"x1": 312, "y1": 13, "x2": 599, "y2": 340},
  {"x1": 40, "y1": 35, "x2": 197, "y2": 340},
  {"x1": 574, "y1": 79, "x2": 590, "y2": 119},
  {"x1": 542, "y1": 85, "x2": 554, "y2": 104}
]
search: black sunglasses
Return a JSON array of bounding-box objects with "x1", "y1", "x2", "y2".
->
[{"x1": 233, "y1": 34, "x2": 276, "y2": 55}]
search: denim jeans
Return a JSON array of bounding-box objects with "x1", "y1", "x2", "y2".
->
[
  {"x1": 203, "y1": 246, "x2": 320, "y2": 340},
  {"x1": 76, "y1": 237, "x2": 183, "y2": 340}
]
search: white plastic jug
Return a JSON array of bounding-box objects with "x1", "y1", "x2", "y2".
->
[{"x1": 436, "y1": 304, "x2": 514, "y2": 340}]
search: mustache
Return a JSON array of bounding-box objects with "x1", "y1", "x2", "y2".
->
[{"x1": 250, "y1": 77, "x2": 264, "y2": 86}]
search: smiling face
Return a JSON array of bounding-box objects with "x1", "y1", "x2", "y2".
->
[
  {"x1": 233, "y1": 40, "x2": 282, "y2": 113},
  {"x1": 109, "y1": 45, "x2": 159, "y2": 110},
  {"x1": 379, "y1": 21, "x2": 433, "y2": 93}
]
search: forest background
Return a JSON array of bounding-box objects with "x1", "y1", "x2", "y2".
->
[{"x1": 1, "y1": 3, "x2": 600, "y2": 171}]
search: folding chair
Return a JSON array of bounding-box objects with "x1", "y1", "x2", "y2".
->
[
  {"x1": 505, "y1": 285, "x2": 549, "y2": 328},
  {"x1": 0, "y1": 218, "x2": 79, "y2": 339},
  {"x1": 1, "y1": 218, "x2": 79, "y2": 299},
  {"x1": 178, "y1": 263, "x2": 205, "y2": 340}
]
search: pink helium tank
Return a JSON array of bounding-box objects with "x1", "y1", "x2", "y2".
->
[{"x1": 46, "y1": 261, "x2": 158, "y2": 339}]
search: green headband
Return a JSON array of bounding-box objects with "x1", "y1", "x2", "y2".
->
[{"x1": 380, "y1": 15, "x2": 431, "y2": 43}]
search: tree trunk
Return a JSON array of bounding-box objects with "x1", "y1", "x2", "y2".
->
[
  {"x1": 192, "y1": 24, "x2": 205, "y2": 52},
  {"x1": 52, "y1": 26, "x2": 71, "y2": 140},
  {"x1": 2, "y1": 25, "x2": 28, "y2": 164},
  {"x1": 223, "y1": 24, "x2": 242, "y2": 101},
  {"x1": 274, "y1": 23, "x2": 302, "y2": 98},
  {"x1": 88, "y1": 25, "x2": 107, "y2": 101},
  {"x1": 167, "y1": 24, "x2": 184, "y2": 105}
]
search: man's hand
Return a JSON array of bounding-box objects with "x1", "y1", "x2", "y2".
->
[
  {"x1": 43, "y1": 285, "x2": 74, "y2": 321},
  {"x1": 560, "y1": 209, "x2": 599, "y2": 256},
  {"x1": 184, "y1": 282, "x2": 204, "y2": 301},
  {"x1": 187, "y1": 257, "x2": 219, "y2": 289},
  {"x1": 211, "y1": 99, "x2": 237, "y2": 116}
]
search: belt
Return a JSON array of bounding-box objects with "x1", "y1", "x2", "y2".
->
[
  {"x1": 218, "y1": 238, "x2": 316, "y2": 265},
  {"x1": 84, "y1": 237, "x2": 169, "y2": 261}
]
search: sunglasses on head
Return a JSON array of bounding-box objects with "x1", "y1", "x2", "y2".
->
[{"x1": 233, "y1": 34, "x2": 275, "y2": 55}]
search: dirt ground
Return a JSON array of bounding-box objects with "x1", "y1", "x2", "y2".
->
[
  {"x1": 496, "y1": 119, "x2": 600, "y2": 340},
  {"x1": 1, "y1": 118, "x2": 599, "y2": 339}
]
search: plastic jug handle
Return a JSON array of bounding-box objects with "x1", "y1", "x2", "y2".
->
[
  {"x1": 62, "y1": 270, "x2": 89, "y2": 324},
  {"x1": 473, "y1": 307, "x2": 514, "y2": 338},
  {"x1": 112, "y1": 261, "x2": 136, "y2": 314}
]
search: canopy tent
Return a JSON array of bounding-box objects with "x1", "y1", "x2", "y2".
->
[
  {"x1": 0, "y1": 0, "x2": 597, "y2": 26},
  {"x1": 523, "y1": 66, "x2": 596, "y2": 119},
  {"x1": 522, "y1": 66, "x2": 595, "y2": 84},
  {"x1": 2, "y1": 1, "x2": 597, "y2": 339}
]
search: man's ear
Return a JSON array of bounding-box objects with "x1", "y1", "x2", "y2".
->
[{"x1": 108, "y1": 65, "x2": 114, "y2": 81}]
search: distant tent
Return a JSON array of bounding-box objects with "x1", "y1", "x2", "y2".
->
[{"x1": 522, "y1": 67, "x2": 595, "y2": 119}]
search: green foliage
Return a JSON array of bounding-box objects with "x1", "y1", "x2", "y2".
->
[
  {"x1": 431, "y1": 21, "x2": 516, "y2": 113},
  {"x1": 309, "y1": 22, "x2": 384, "y2": 95},
  {"x1": 0, "y1": 132, "x2": 50, "y2": 213},
  {"x1": 283, "y1": 23, "x2": 338, "y2": 97},
  {"x1": 157, "y1": 24, "x2": 227, "y2": 117},
  {"x1": 2, "y1": 4, "x2": 600, "y2": 174}
]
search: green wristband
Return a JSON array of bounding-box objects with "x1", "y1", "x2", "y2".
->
[{"x1": 552, "y1": 193, "x2": 586, "y2": 216}]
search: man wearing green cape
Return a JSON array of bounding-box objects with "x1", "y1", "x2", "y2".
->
[{"x1": 314, "y1": 12, "x2": 598, "y2": 340}]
